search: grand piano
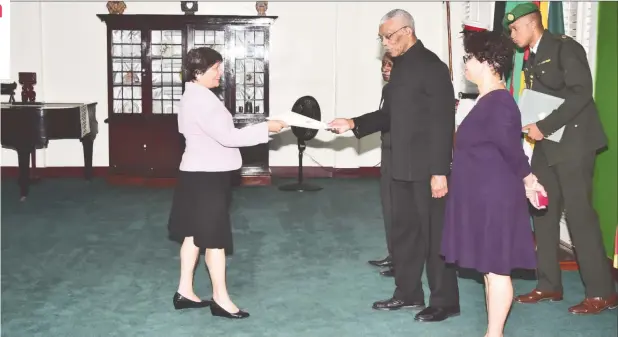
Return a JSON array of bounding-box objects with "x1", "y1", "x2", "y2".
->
[{"x1": 1, "y1": 102, "x2": 98, "y2": 200}]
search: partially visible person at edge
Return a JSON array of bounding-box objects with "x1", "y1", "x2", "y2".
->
[
  {"x1": 505, "y1": 3, "x2": 618, "y2": 315},
  {"x1": 440, "y1": 29, "x2": 547, "y2": 337},
  {"x1": 365, "y1": 52, "x2": 397, "y2": 278},
  {"x1": 167, "y1": 47, "x2": 287, "y2": 320}
]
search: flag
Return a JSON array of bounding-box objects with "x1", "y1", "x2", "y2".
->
[
  {"x1": 547, "y1": 1, "x2": 565, "y2": 35},
  {"x1": 504, "y1": 1, "x2": 530, "y2": 100},
  {"x1": 493, "y1": 1, "x2": 507, "y2": 34}
]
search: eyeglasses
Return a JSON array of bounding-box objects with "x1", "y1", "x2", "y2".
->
[
  {"x1": 463, "y1": 54, "x2": 473, "y2": 63},
  {"x1": 378, "y1": 26, "x2": 409, "y2": 42}
]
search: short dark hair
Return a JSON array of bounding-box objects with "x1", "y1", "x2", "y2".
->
[
  {"x1": 530, "y1": 12, "x2": 544, "y2": 29},
  {"x1": 463, "y1": 30, "x2": 515, "y2": 78},
  {"x1": 183, "y1": 47, "x2": 223, "y2": 81}
]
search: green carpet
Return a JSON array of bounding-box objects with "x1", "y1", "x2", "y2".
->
[{"x1": 1, "y1": 177, "x2": 616, "y2": 337}]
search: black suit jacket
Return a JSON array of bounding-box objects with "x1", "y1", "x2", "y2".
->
[
  {"x1": 351, "y1": 82, "x2": 391, "y2": 144},
  {"x1": 525, "y1": 31, "x2": 607, "y2": 166},
  {"x1": 352, "y1": 41, "x2": 455, "y2": 181},
  {"x1": 378, "y1": 83, "x2": 392, "y2": 151},
  {"x1": 351, "y1": 83, "x2": 391, "y2": 173}
]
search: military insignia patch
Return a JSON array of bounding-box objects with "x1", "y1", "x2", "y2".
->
[{"x1": 507, "y1": 13, "x2": 515, "y2": 21}]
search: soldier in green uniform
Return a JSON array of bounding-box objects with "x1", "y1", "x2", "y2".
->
[{"x1": 504, "y1": 3, "x2": 617, "y2": 315}]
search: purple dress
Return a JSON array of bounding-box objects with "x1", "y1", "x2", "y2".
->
[{"x1": 441, "y1": 89, "x2": 537, "y2": 276}]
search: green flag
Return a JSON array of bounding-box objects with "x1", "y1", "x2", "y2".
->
[{"x1": 548, "y1": 1, "x2": 565, "y2": 35}]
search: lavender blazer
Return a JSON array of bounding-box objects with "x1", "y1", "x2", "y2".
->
[{"x1": 178, "y1": 82, "x2": 269, "y2": 172}]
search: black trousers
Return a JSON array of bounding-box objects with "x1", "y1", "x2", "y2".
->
[
  {"x1": 390, "y1": 178, "x2": 460, "y2": 307},
  {"x1": 380, "y1": 148, "x2": 393, "y2": 257},
  {"x1": 531, "y1": 150, "x2": 615, "y2": 298}
]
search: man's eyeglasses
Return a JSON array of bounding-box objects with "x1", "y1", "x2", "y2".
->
[{"x1": 378, "y1": 26, "x2": 409, "y2": 42}]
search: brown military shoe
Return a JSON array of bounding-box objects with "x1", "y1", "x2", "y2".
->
[
  {"x1": 568, "y1": 293, "x2": 618, "y2": 315},
  {"x1": 514, "y1": 289, "x2": 563, "y2": 304}
]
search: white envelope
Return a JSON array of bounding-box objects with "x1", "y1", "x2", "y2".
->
[
  {"x1": 267, "y1": 111, "x2": 329, "y2": 130},
  {"x1": 518, "y1": 89, "x2": 565, "y2": 143}
]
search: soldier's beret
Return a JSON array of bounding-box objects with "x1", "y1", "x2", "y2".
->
[{"x1": 503, "y1": 3, "x2": 540, "y2": 29}]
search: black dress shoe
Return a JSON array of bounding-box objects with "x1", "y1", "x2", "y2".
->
[
  {"x1": 372, "y1": 297, "x2": 425, "y2": 311},
  {"x1": 368, "y1": 256, "x2": 393, "y2": 268},
  {"x1": 173, "y1": 292, "x2": 211, "y2": 310},
  {"x1": 210, "y1": 300, "x2": 250, "y2": 319},
  {"x1": 414, "y1": 306, "x2": 460, "y2": 322},
  {"x1": 380, "y1": 267, "x2": 395, "y2": 277}
]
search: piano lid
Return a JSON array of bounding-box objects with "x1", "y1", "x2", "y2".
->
[{"x1": 1, "y1": 102, "x2": 96, "y2": 110}]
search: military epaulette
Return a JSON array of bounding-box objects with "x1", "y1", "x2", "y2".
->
[{"x1": 558, "y1": 34, "x2": 574, "y2": 42}]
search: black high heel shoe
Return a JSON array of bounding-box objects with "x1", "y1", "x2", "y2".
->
[
  {"x1": 210, "y1": 300, "x2": 250, "y2": 319},
  {"x1": 173, "y1": 292, "x2": 211, "y2": 310}
]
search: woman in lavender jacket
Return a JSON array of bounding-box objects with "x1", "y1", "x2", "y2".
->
[{"x1": 168, "y1": 47, "x2": 286, "y2": 319}]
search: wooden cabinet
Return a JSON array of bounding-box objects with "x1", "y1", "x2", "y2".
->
[{"x1": 97, "y1": 14, "x2": 277, "y2": 185}]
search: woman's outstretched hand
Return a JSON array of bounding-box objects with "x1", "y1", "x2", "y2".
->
[{"x1": 267, "y1": 120, "x2": 288, "y2": 133}]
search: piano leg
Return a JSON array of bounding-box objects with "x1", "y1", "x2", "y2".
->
[
  {"x1": 81, "y1": 135, "x2": 94, "y2": 180},
  {"x1": 30, "y1": 151, "x2": 41, "y2": 182},
  {"x1": 17, "y1": 148, "x2": 32, "y2": 201}
]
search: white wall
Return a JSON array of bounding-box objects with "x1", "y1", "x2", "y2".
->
[{"x1": 3, "y1": 1, "x2": 464, "y2": 169}]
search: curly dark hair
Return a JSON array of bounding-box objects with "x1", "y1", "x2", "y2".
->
[
  {"x1": 463, "y1": 30, "x2": 515, "y2": 78},
  {"x1": 183, "y1": 47, "x2": 223, "y2": 81}
]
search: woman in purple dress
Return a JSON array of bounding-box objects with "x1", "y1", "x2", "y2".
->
[{"x1": 440, "y1": 31, "x2": 547, "y2": 337}]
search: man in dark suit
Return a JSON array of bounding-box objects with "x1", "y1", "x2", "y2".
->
[
  {"x1": 504, "y1": 3, "x2": 617, "y2": 315},
  {"x1": 329, "y1": 9, "x2": 460, "y2": 322},
  {"x1": 366, "y1": 53, "x2": 396, "y2": 278}
]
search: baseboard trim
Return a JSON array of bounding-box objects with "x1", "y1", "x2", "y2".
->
[
  {"x1": 556, "y1": 244, "x2": 618, "y2": 282},
  {"x1": 558, "y1": 242, "x2": 578, "y2": 271},
  {"x1": 1, "y1": 166, "x2": 110, "y2": 179},
  {"x1": 1, "y1": 165, "x2": 382, "y2": 182},
  {"x1": 270, "y1": 166, "x2": 382, "y2": 178}
]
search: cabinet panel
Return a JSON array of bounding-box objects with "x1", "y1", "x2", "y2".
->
[
  {"x1": 145, "y1": 115, "x2": 183, "y2": 177},
  {"x1": 108, "y1": 115, "x2": 147, "y2": 176}
]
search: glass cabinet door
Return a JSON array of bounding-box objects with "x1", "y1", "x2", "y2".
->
[
  {"x1": 189, "y1": 28, "x2": 227, "y2": 103},
  {"x1": 232, "y1": 28, "x2": 267, "y2": 116},
  {"x1": 150, "y1": 29, "x2": 183, "y2": 115},
  {"x1": 110, "y1": 30, "x2": 143, "y2": 115}
]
